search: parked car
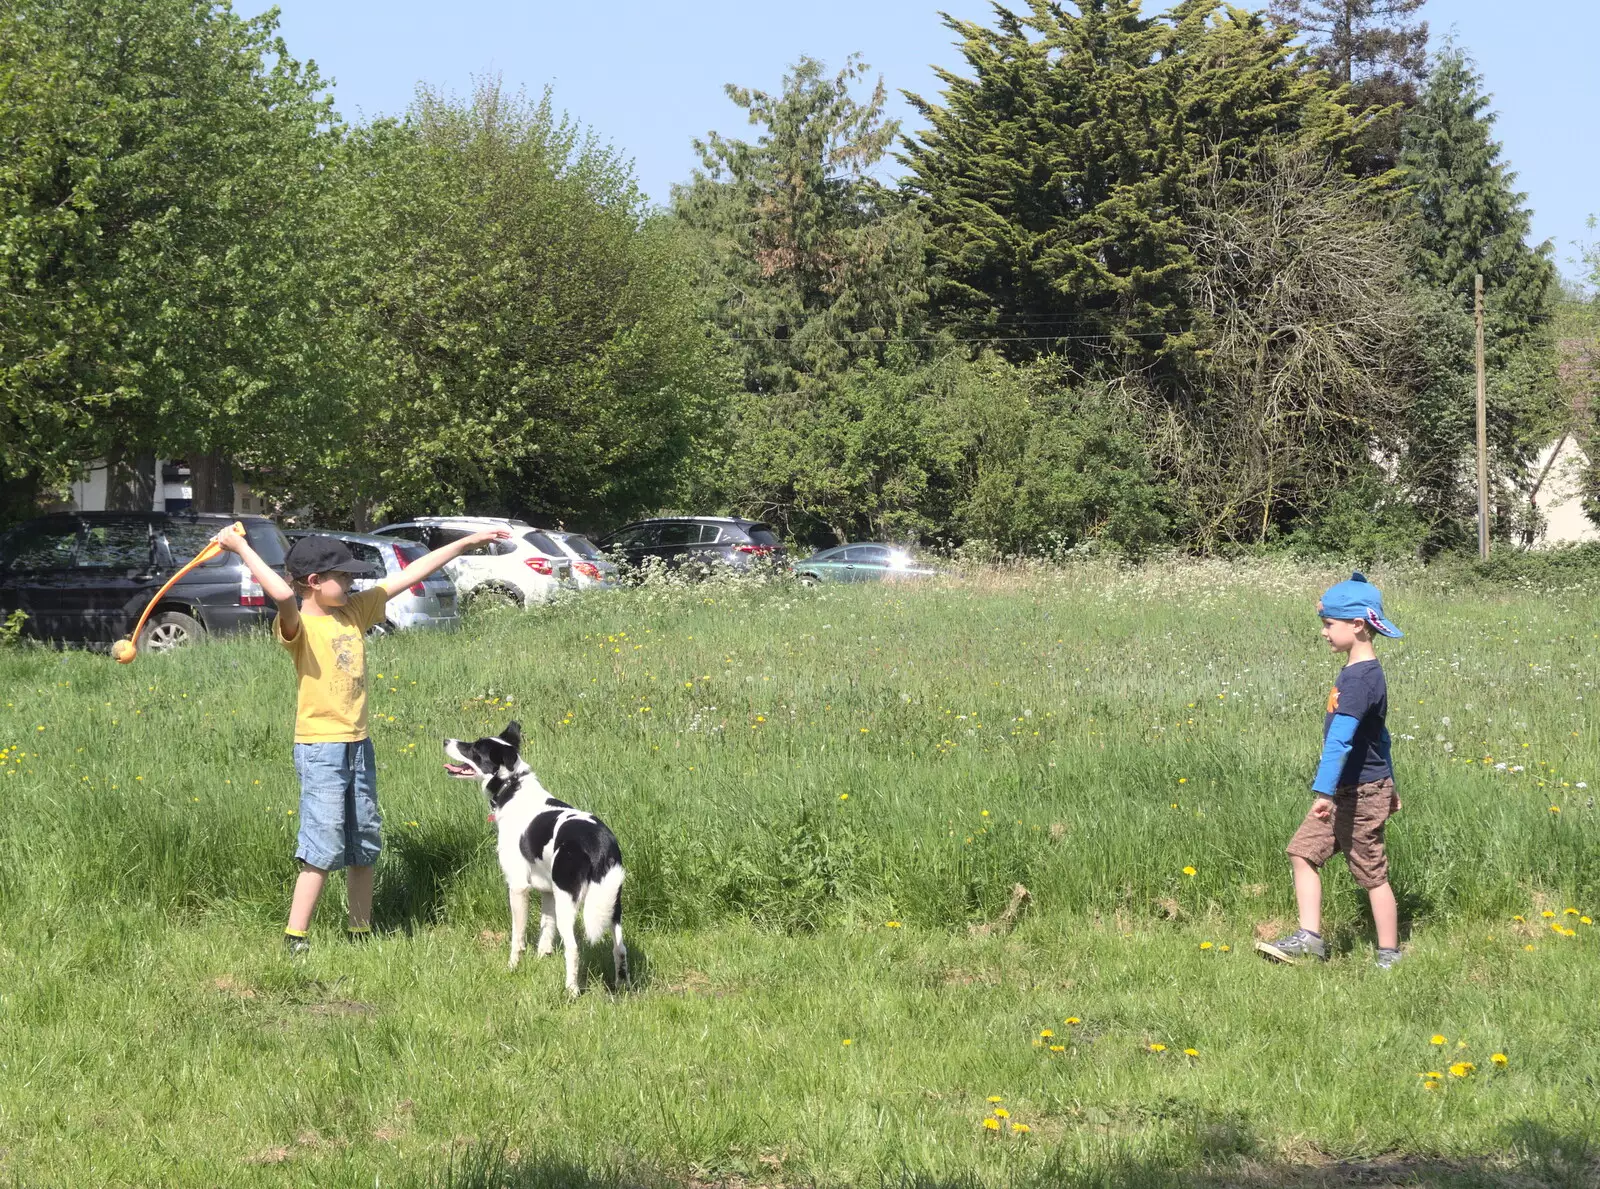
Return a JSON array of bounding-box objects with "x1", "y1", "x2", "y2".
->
[
  {"x1": 0, "y1": 511, "x2": 289, "y2": 650},
  {"x1": 371, "y1": 516, "x2": 568, "y2": 608},
  {"x1": 545, "y1": 530, "x2": 619, "y2": 590},
  {"x1": 597, "y1": 517, "x2": 787, "y2": 578},
  {"x1": 283, "y1": 530, "x2": 459, "y2": 633},
  {"x1": 793, "y1": 543, "x2": 940, "y2": 585}
]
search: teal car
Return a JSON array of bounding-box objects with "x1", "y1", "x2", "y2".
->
[{"x1": 793, "y1": 543, "x2": 939, "y2": 585}]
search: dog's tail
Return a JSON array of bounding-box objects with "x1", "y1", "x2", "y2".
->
[{"x1": 582, "y1": 864, "x2": 625, "y2": 946}]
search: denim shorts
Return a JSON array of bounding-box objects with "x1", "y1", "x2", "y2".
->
[{"x1": 293, "y1": 739, "x2": 382, "y2": 871}]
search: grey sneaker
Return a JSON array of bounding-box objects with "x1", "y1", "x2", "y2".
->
[
  {"x1": 283, "y1": 932, "x2": 311, "y2": 956},
  {"x1": 1255, "y1": 929, "x2": 1327, "y2": 964},
  {"x1": 1374, "y1": 947, "x2": 1403, "y2": 970}
]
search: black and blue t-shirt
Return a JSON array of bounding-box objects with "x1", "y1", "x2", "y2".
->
[{"x1": 1312, "y1": 659, "x2": 1393, "y2": 794}]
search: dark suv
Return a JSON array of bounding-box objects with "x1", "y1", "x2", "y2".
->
[
  {"x1": 597, "y1": 516, "x2": 787, "y2": 577},
  {"x1": 0, "y1": 512, "x2": 289, "y2": 650}
]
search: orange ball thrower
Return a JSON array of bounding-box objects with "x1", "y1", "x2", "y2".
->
[{"x1": 111, "y1": 521, "x2": 244, "y2": 663}]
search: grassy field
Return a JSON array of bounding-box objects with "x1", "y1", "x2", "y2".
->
[{"x1": 1, "y1": 560, "x2": 1597, "y2": 1187}]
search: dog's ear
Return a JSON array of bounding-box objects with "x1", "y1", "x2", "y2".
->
[{"x1": 503, "y1": 720, "x2": 522, "y2": 750}]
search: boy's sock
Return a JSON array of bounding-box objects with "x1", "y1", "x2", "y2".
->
[
  {"x1": 346, "y1": 923, "x2": 373, "y2": 942},
  {"x1": 283, "y1": 928, "x2": 310, "y2": 956}
]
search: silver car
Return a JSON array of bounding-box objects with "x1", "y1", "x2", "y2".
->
[
  {"x1": 546, "y1": 530, "x2": 619, "y2": 590},
  {"x1": 283, "y1": 530, "x2": 460, "y2": 633}
]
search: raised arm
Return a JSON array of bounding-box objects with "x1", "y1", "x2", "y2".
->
[
  {"x1": 212, "y1": 525, "x2": 300, "y2": 641},
  {"x1": 381, "y1": 529, "x2": 511, "y2": 598}
]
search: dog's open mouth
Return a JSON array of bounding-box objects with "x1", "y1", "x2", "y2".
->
[{"x1": 443, "y1": 762, "x2": 478, "y2": 778}]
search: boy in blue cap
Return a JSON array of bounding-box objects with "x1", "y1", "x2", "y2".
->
[{"x1": 1257, "y1": 572, "x2": 1405, "y2": 969}]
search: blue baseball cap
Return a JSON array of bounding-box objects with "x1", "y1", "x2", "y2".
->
[{"x1": 1317, "y1": 571, "x2": 1402, "y2": 638}]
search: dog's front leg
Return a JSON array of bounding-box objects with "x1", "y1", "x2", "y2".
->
[
  {"x1": 536, "y1": 892, "x2": 557, "y2": 957},
  {"x1": 508, "y1": 886, "x2": 531, "y2": 971}
]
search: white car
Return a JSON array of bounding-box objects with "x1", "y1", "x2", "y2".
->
[
  {"x1": 372, "y1": 516, "x2": 570, "y2": 608},
  {"x1": 546, "y1": 530, "x2": 619, "y2": 590}
]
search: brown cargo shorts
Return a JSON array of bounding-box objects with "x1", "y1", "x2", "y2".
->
[{"x1": 1285, "y1": 777, "x2": 1396, "y2": 889}]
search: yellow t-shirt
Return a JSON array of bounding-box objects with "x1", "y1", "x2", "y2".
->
[{"x1": 276, "y1": 587, "x2": 390, "y2": 743}]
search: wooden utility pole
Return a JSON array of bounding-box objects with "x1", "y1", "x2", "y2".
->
[{"x1": 1475, "y1": 274, "x2": 1489, "y2": 560}]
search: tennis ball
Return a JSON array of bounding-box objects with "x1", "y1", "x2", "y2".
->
[{"x1": 111, "y1": 638, "x2": 137, "y2": 663}]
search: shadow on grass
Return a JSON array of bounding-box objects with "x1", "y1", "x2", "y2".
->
[
  {"x1": 375, "y1": 819, "x2": 485, "y2": 935},
  {"x1": 399, "y1": 1122, "x2": 1594, "y2": 1189}
]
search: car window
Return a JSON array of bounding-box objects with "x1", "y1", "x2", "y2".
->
[
  {"x1": 654, "y1": 523, "x2": 699, "y2": 547},
  {"x1": 522, "y1": 531, "x2": 560, "y2": 555},
  {"x1": 1, "y1": 520, "x2": 80, "y2": 571},
  {"x1": 164, "y1": 524, "x2": 230, "y2": 569},
  {"x1": 243, "y1": 521, "x2": 290, "y2": 567},
  {"x1": 345, "y1": 540, "x2": 387, "y2": 570},
  {"x1": 433, "y1": 527, "x2": 514, "y2": 556},
  {"x1": 609, "y1": 525, "x2": 658, "y2": 550},
  {"x1": 79, "y1": 521, "x2": 154, "y2": 569},
  {"x1": 376, "y1": 523, "x2": 428, "y2": 544},
  {"x1": 747, "y1": 525, "x2": 781, "y2": 546},
  {"x1": 555, "y1": 534, "x2": 604, "y2": 559},
  {"x1": 696, "y1": 524, "x2": 725, "y2": 544},
  {"x1": 844, "y1": 546, "x2": 890, "y2": 564}
]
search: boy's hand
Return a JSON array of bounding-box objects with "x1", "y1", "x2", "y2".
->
[
  {"x1": 1389, "y1": 790, "x2": 1402, "y2": 815},
  {"x1": 1311, "y1": 795, "x2": 1336, "y2": 821},
  {"x1": 211, "y1": 524, "x2": 248, "y2": 554},
  {"x1": 462, "y1": 528, "x2": 512, "y2": 549}
]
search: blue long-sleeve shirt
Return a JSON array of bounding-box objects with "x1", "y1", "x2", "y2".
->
[{"x1": 1311, "y1": 659, "x2": 1393, "y2": 795}]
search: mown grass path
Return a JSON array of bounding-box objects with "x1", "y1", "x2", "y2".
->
[{"x1": 1, "y1": 562, "x2": 1596, "y2": 1186}]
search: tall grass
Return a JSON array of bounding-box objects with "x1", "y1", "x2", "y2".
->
[{"x1": 3, "y1": 560, "x2": 1595, "y2": 932}]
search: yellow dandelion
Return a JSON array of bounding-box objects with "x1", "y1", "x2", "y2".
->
[
  {"x1": 1491, "y1": 1053, "x2": 1508, "y2": 1067},
  {"x1": 1565, "y1": 908, "x2": 1580, "y2": 916},
  {"x1": 1582, "y1": 917, "x2": 1593, "y2": 926},
  {"x1": 1422, "y1": 1080, "x2": 1440, "y2": 1091},
  {"x1": 841, "y1": 1038, "x2": 852, "y2": 1046},
  {"x1": 1011, "y1": 1122, "x2": 1030, "y2": 1134},
  {"x1": 981, "y1": 809, "x2": 990, "y2": 817},
  {"x1": 1430, "y1": 1035, "x2": 1447, "y2": 1046},
  {"x1": 983, "y1": 1118, "x2": 1000, "y2": 1132},
  {"x1": 1219, "y1": 944, "x2": 1231, "y2": 953},
  {"x1": 987, "y1": 1096, "x2": 1004, "y2": 1103},
  {"x1": 1449, "y1": 1062, "x2": 1474, "y2": 1078},
  {"x1": 1048, "y1": 1044, "x2": 1065, "y2": 1053},
  {"x1": 1065, "y1": 1017, "x2": 1081, "y2": 1025},
  {"x1": 884, "y1": 920, "x2": 901, "y2": 928},
  {"x1": 1182, "y1": 866, "x2": 1197, "y2": 877},
  {"x1": 1039, "y1": 1029, "x2": 1054, "y2": 1039},
  {"x1": 1513, "y1": 915, "x2": 1526, "y2": 923},
  {"x1": 1199, "y1": 941, "x2": 1213, "y2": 950},
  {"x1": 1524, "y1": 944, "x2": 1536, "y2": 952},
  {"x1": 1423, "y1": 1071, "x2": 1443, "y2": 1079},
  {"x1": 1184, "y1": 1048, "x2": 1199, "y2": 1057},
  {"x1": 1542, "y1": 910, "x2": 1557, "y2": 919},
  {"x1": 839, "y1": 793, "x2": 848, "y2": 801},
  {"x1": 1550, "y1": 806, "x2": 1561, "y2": 814},
  {"x1": 1148, "y1": 1043, "x2": 1166, "y2": 1053},
  {"x1": 993, "y1": 1108, "x2": 1010, "y2": 1119}
]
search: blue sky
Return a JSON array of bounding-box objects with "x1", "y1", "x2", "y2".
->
[{"x1": 258, "y1": 0, "x2": 1598, "y2": 282}]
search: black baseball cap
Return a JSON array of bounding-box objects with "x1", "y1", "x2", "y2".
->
[{"x1": 285, "y1": 535, "x2": 380, "y2": 580}]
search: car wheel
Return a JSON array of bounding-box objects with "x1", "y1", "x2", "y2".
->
[
  {"x1": 462, "y1": 584, "x2": 523, "y2": 614},
  {"x1": 367, "y1": 620, "x2": 394, "y2": 638},
  {"x1": 798, "y1": 573, "x2": 819, "y2": 587},
  {"x1": 140, "y1": 610, "x2": 203, "y2": 653}
]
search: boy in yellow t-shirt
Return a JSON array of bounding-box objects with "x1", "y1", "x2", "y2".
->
[{"x1": 216, "y1": 525, "x2": 508, "y2": 954}]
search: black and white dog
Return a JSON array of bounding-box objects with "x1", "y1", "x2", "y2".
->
[{"x1": 443, "y1": 721, "x2": 628, "y2": 995}]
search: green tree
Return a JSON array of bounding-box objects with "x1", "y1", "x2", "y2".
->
[
  {"x1": 1398, "y1": 46, "x2": 1559, "y2": 545},
  {"x1": 0, "y1": 0, "x2": 345, "y2": 514},
  {"x1": 903, "y1": 0, "x2": 1352, "y2": 378},
  {"x1": 289, "y1": 81, "x2": 724, "y2": 528},
  {"x1": 673, "y1": 57, "x2": 934, "y2": 541}
]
